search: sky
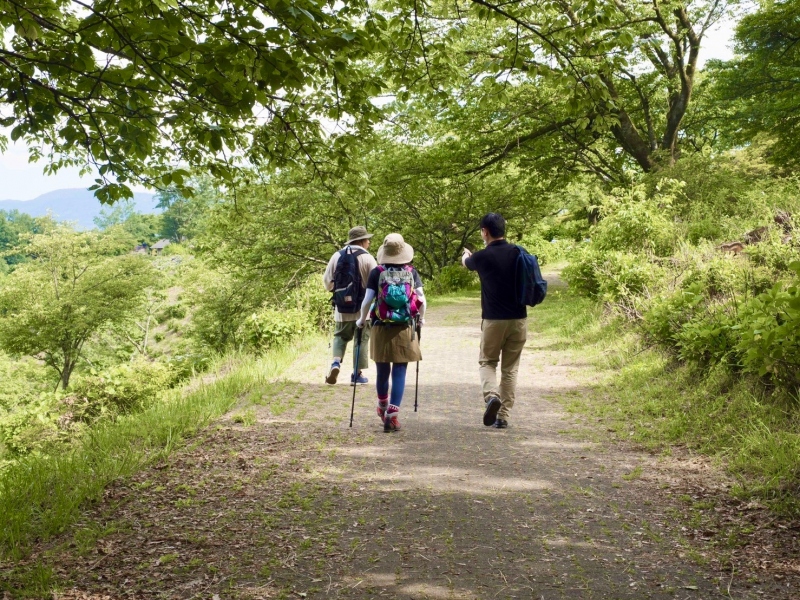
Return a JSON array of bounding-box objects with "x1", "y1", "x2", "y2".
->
[{"x1": 0, "y1": 18, "x2": 739, "y2": 202}]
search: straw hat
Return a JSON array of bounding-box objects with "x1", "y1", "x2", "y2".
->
[
  {"x1": 346, "y1": 226, "x2": 374, "y2": 243},
  {"x1": 377, "y1": 233, "x2": 414, "y2": 264}
]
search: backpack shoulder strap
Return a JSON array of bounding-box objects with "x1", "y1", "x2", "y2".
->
[{"x1": 340, "y1": 246, "x2": 368, "y2": 257}]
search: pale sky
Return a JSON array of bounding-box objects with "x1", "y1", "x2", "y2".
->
[{"x1": 0, "y1": 19, "x2": 738, "y2": 201}]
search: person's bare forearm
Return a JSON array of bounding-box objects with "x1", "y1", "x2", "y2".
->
[{"x1": 357, "y1": 289, "x2": 376, "y2": 326}]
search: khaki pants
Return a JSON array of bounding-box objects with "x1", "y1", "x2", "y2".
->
[{"x1": 479, "y1": 318, "x2": 527, "y2": 419}]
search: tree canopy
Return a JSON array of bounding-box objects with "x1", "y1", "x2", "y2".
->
[
  {"x1": 0, "y1": 0, "x2": 412, "y2": 201},
  {"x1": 711, "y1": 0, "x2": 800, "y2": 169},
  {"x1": 383, "y1": 0, "x2": 736, "y2": 181}
]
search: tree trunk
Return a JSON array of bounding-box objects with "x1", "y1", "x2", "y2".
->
[
  {"x1": 611, "y1": 111, "x2": 656, "y2": 172},
  {"x1": 61, "y1": 358, "x2": 76, "y2": 390}
]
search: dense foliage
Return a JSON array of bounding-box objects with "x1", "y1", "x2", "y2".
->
[
  {"x1": 561, "y1": 158, "x2": 800, "y2": 399},
  {"x1": 0, "y1": 218, "x2": 332, "y2": 466},
  {"x1": 712, "y1": 0, "x2": 800, "y2": 169}
]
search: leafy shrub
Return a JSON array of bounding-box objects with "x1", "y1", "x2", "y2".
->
[
  {"x1": 518, "y1": 233, "x2": 572, "y2": 266},
  {"x1": 561, "y1": 245, "x2": 601, "y2": 297},
  {"x1": 0, "y1": 355, "x2": 53, "y2": 413},
  {"x1": 686, "y1": 217, "x2": 725, "y2": 244},
  {"x1": 70, "y1": 359, "x2": 177, "y2": 415},
  {"x1": 736, "y1": 265, "x2": 800, "y2": 390},
  {"x1": 563, "y1": 247, "x2": 663, "y2": 303},
  {"x1": 287, "y1": 275, "x2": 332, "y2": 331},
  {"x1": 0, "y1": 396, "x2": 60, "y2": 458},
  {"x1": 683, "y1": 254, "x2": 773, "y2": 299},
  {"x1": 744, "y1": 235, "x2": 800, "y2": 274},
  {"x1": 166, "y1": 351, "x2": 213, "y2": 380},
  {"x1": 593, "y1": 184, "x2": 679, "y2": 256},
  {"x1": 160, "y1": 243, "x2": 190, "y2": 256},
  {"x1": 188, "y1": 270, "x2": 260, "y2": 351},
  {"x1": 641, "y1": 285, "x2": 705, "y2": 347},
  {"x1": 428, "y1": 264, "x2": 478, "y2": 295},
  {"x1": 160, "y1": 304, "x2": 187, "y2": 320},
  {"x1": 243, "y1": 308, "x2": 312, "y2": 350},
  {"x1": 673, "y1": 306, "x2": 740, "y2": 366}
]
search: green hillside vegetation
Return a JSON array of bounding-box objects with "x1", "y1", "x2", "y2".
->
[{"x1": 2, "y1": 0, "x2": 800, "y2": 571}]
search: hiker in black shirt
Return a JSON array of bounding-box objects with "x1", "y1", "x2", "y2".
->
[{"x1": 462, "y1": 213, "x2": 527, "y2": 429}]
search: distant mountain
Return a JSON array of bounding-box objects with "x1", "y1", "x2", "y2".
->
[{"x1": 0, "y1": 188, "x2": 160, "y2": 230}]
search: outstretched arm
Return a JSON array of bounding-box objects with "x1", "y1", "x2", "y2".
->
[
  {"x1": 461, "y1": 248, "x2": 472, "y2": 268},
  {"x1": 356, "y1": 289, "x2": 376, "y2": 327},
  {"x1": 416, "y1": 287, "x2": 426, "y2": 323}
]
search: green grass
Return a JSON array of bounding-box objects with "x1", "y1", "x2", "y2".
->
[
  {"x1": 425, "y1": 287, "x2": 480, "y2": 307},
  {"x1": 0, "y1": 336, "x2": 321, "y2": 561},
  {"x1": 535, "y1": 282, "x2": 800, "y2": 516}
]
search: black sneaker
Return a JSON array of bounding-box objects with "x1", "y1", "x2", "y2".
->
[
  {"x1": 493, "y1": 418, "x2": 508, "y2": 429},
  {"x1": 483, "y1": 396, "x2": 501, "y2": 426}
]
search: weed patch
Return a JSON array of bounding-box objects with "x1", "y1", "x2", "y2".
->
[
  {"x1": 0, "y1": 336, "x2": 322, "y2": 560},
  {"x1": 538, "y1": 284, "x2": 800, "y2": 515}
]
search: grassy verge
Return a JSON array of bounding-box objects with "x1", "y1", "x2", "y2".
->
[
  {"x1": 425, "y1": 284, "x2": 480, "y2": 304},
  {"x1": 534, "y1": 278, "x2": 800, "y2": 516},
  {"x1": 0, "y1": 335, "x2": 322, "y2": 560}
]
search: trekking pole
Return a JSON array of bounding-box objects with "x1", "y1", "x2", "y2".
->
[
  {"x1": 349, "y1": 327, "x2": 363, "y2": 428},
  {"x1": 414, "y1": 321, "x2": 421, "y2": 412}
]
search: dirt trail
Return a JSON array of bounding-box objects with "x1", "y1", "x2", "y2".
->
[{"x1": 38, "y1": 286, "x2": 795, "y2": 599}]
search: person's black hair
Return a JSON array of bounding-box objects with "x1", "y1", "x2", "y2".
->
[{"x1": 479, "y1": 213, "x2": 506, "y2": 238}]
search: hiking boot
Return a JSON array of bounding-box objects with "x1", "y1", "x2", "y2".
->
[
  {"x1": 384, "y1": 405, "x2": 401, "y2": 432},
  {"x1": 325, "y1": 361, "x2": 341, "y2": 385},
  {"x1": 376, "y1": 398, "x2": 389, "y2": 423},
  {"x1": 493, "y1": 418, "x2": 508, "y2": 429},
  {"x1": 350, "y1": 371, "x2": 368, "y2": 386},
  {"x1": 483, "y1": 395, "x2": 501, "y2": 426}
]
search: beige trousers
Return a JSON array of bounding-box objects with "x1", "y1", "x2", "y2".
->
[{"x1": 479, "y1": 318, "x2": 527, "y2": 419}]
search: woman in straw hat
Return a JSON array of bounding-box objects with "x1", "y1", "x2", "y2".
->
[{"x1": 356, "y1": 233, "x2": 425, "y2": 432}]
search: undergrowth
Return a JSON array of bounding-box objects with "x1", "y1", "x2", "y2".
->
[
  {"x1": 538, "y1": 279, "x2": 800, "y2": 516},
  {"x1": 0, "y1": 336, "x2": 321, "y2": 560}
]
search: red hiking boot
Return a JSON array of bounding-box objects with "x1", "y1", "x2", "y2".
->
[
  {"x1": 384, "y1": 405, "x2": 401, "y2": 432},
  {"x1": 376, "y1": 397, "x2": 389, "y2": 423}
]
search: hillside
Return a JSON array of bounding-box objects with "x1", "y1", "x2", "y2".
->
[{"x1": 0, "y1": 188, "x2": 159, "y2": 229}]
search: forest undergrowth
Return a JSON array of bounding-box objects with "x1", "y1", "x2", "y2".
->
[
  {"x1": 0, "y1": 337, "x2": 323, "y2": 561},
  {"x1": 541, "y1": 281, "x2": 800, "y2": 517}
]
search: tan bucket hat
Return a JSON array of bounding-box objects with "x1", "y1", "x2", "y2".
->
[
  {"x1": 377, "y1": 233, "x2": 414, "y2": 264},
  {"x1": 346, "y1": 226, "x2": 374, "y2": 243}
]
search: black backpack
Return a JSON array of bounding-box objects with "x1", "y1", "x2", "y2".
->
[
  {"x1": 331, "y1": 247, "x2": 367, "y2": 313},
  {"x1": 515, "y1": 245, "x2": 548, "y2": 307}
]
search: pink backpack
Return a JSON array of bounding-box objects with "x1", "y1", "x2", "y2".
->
[{"x1": 370, "y1": 266, "x2": 420, "y2": 324}]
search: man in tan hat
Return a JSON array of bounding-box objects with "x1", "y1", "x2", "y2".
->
[{"x1": 323, "y1": 226, "x2": 378, "y2": 385}]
